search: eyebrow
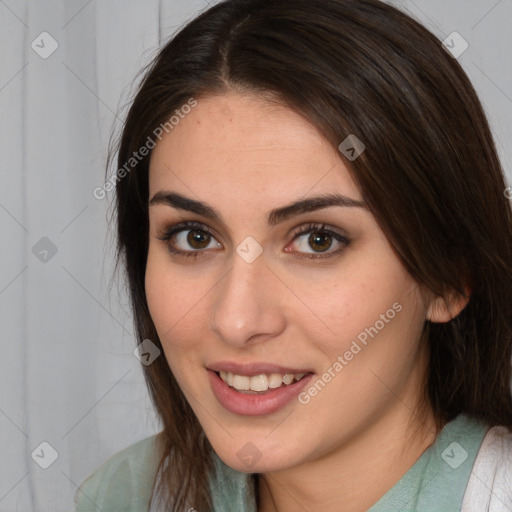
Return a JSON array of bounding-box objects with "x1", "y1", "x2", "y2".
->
[{"x1": 149, "y1": 191, "x2": 367, "y2": 225}]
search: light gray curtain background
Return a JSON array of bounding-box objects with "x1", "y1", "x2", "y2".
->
[{"x1": 0, "y1": 1, "x2": 511, "y2": 510}]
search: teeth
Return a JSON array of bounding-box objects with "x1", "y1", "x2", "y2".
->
[
  {"x1": 218, "y1": 371, "x2": 307, "y2": 392},
  {"x1": 232, "y1": 374, "x2": 250, "y2": 390},
  {"x1": 268, "y1": 373, "x2": 283, "y2": 389},
  {"x1": 249, "y1": 374, "x2": 268, "y2": 392},
  {"x1": 282, "y1": 374, "x2": 294, "y2": 385}
]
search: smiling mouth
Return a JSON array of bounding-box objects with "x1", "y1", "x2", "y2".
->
[{"x1": 216, "y1": 370, "x2": 310, "y2": 394}]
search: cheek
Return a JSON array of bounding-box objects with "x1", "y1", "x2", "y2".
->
[
  {"x1": 288, "y1": 253, "x2": 420, "y2": 358},
  {"x1": 145, "y1": 257, "x2": 211, "y2": 392},
  {"x1": 144, "y1": 248, "x2": 208, "y2": 353},
  {"x1": 295, "y1": 279, "x2": 426, "y2": 436}
]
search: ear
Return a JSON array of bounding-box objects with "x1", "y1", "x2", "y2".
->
[{"x1": 427, "y1": 287, "x2": 470, "y2": 323}]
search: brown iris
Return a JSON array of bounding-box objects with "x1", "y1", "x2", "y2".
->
[
  {"x1": 309, "y1": 232, "x2": 332, "y2": 252},
  {"x1": 187, "y1": 229, "x2": 211, "y2": 249}
]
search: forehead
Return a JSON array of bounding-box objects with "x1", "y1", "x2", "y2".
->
[{"x1": 148, "y1": 92, "x2": 362, "y2": 207}]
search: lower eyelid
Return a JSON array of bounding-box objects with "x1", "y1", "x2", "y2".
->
[{"x1": 288, "y1": 236, "x2": 349, "y2": 258}]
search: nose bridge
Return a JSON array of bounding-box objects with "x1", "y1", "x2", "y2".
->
[
  {"x1": 210, "y1": 250, "x2": 284, "y2": 346},
  {"x1": 225, "y1": 254, "x2": 261, "y2": 306}
]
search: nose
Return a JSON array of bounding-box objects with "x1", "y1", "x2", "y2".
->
[{"x1": 209, "y1": 251, "x2": 287, "y2": 348}]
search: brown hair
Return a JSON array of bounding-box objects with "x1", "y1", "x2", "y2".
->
[{"x1": 111, "y1": 0, "x2": 512, "y2": 509}]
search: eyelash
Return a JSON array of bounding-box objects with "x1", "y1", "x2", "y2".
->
[
  {"x1": 291, "y1": 223, "x2": 350, "y2": 260},
  {"x1": 156, "y1": 221, "x2": 218, "y2": 259},
  {"x1": 155, "y1": 221, "x2": 350, "y2": 260}
]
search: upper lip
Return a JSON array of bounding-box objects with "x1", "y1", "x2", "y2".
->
[{"x1": 207, "y1": 361, "x2": 314, "y2": 376}]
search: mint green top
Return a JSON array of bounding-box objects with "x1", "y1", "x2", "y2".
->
[{"x1": 74, "y1": 414, "x2": 488, "y2": 512}]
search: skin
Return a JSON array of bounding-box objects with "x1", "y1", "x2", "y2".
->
[{"x1": 145, "y1": 92, "x2": 465, "y2": 511}]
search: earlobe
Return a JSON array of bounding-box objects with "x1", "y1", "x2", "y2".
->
[{"x1": 427, "y1": 287, "x2": 470, "y2": 323}]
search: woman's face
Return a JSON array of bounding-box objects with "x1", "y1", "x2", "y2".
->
[{"x1": 146, "y1": 92, "x2": 431, "y2": 473}]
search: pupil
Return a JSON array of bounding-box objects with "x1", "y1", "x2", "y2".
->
[
  {"x1": 187, "y1": 230, "x2": 210, "y2": 249},
  {"x1": 309, "y1": 232, "x2": 331, "y2": 252}
]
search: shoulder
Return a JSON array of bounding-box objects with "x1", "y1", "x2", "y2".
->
[
  {"x1": 462, "y1": 425, "x2": 512, "y2": 512},
  {"x1": 74, "y1": 432, "x2": 162, "y2": 512}
]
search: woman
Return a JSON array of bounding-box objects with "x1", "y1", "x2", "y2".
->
[{"x1": 75, "y1": 0, "x2": 512, "y2": 510}]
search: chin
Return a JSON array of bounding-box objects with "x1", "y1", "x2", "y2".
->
[{"x1": 211, "y1": 438, "x2": 303, "y2": 474}]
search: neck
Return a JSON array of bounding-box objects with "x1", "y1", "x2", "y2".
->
[{"x1": 257, "y1": 402, "x2": 439, "y2": 512}]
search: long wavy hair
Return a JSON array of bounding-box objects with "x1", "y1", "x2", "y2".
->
[{"x1": 110, "y1": 0, "x2": 512, "y2": 509}]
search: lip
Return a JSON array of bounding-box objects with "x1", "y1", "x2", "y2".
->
[
  {"x1": 208, "y1": 369, "x2": 314, "y2": 416},
  {"x1": 207, "y1": 361, "x2": 313, "y2": 376}
]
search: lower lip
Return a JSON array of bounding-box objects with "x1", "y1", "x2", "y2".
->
[{"x1": 208, "y1": 370, "x2": 313, "y2": 416}]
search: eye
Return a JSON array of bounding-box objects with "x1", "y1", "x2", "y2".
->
[
  {"x1": 287, "y1": 223, "x2": 350, "y2": 259},
  {"x1": 156, "y1": 221, "x2": 222, "y2": 258}
]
